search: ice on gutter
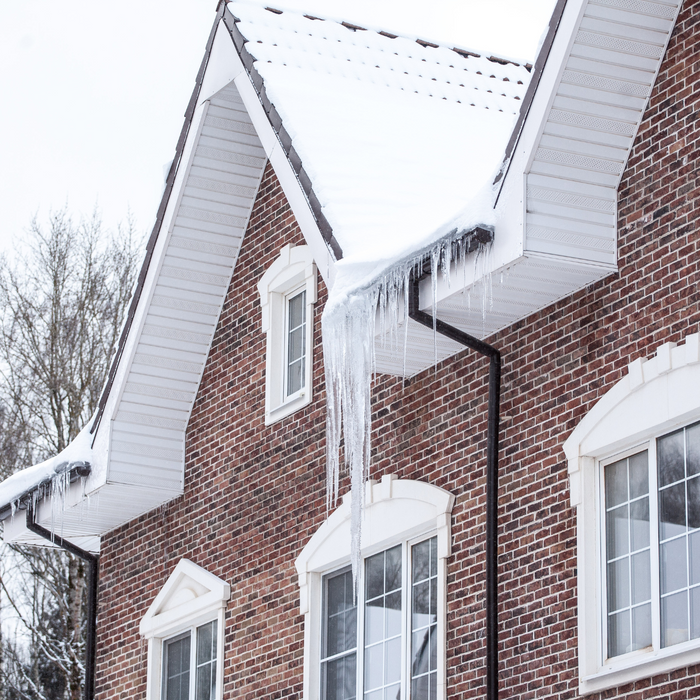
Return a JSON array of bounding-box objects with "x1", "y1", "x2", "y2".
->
[
  {"x1": 323, "y1": 180, "x2": 501, "y2": 584},
  {"x1": 0, "y1": 422, "x2": 94, "y2": 523}
]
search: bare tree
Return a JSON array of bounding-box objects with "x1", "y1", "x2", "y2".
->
[{"x1": 0, "y1": 210, "x2": 141, "y2": 699}]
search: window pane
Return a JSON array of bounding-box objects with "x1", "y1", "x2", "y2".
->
[
  {"x1": 688, "y1": 476, "x2": 700, "y2": 530},
  {"x1": 605, "y1": 459, "x2": 628, "y2": 507},
  {"x1": 165, "y1": 634, "x2": 191, "y2": 700},
  {"x1": 324, "y1": 654, "x2": 357, "y2": 700},
  {"x1": 659, "y1": 482, "x2": 687, "y2": 540},
  {"x1": 326, "y1": 571, "x2": 357, "y2": 656},
  {"x1": 195, "y1": 621, "x2": 217, "y2": 700},
  {"x1": 629, "y1": 452, "x2": 649, "y2": 499},
  {"x1": 606, "y1": 505, "x2": 629, "y2": 559},
  {"x1": 411, "y1": 537, "x2": 437, "y2": 698},
  {"x1": 323, "y1": 569, "x2": 357, "y2": 700},
  {"x1": 661, "y1": 537, "x2": 687, "y2": 595},
  {"x1": 687, "y1": 423, "x2": 700, "y2": 477},
  {"x1": 607, "y1": 559, "x2": 630, "y2": 612},
  {"x1": 658, "y1": 429, "x2": 685, "y2": 487},
  {"x1": 662, "y1": 590, "x2": 689, "y2": 647},
  {"x1": 608, "y1": 609, "x2": 630, "y2": 659},
  {"x1": 631, "y1": 603, "x2": 652, "y2": 651},
  {"x1": 631, "y1": 551, "x2": 650, "y2": 605},
  {"x1": 288, "y1": 290, "x2": 305, "y2": 329},
  {"x1": 690, "y1": 531, "x2": 700, "y2": 586},
  {"x1": 630, "y1": 498, "x2": 649, "y2": 551}
]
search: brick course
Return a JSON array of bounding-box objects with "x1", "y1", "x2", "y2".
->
[{"x1": 96, "y1": 2, "x2": 700, "y2": 698}]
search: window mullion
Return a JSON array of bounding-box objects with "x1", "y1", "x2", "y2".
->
[{"x1": 649, "y1": 439, "x2": 661, "y2": 652}]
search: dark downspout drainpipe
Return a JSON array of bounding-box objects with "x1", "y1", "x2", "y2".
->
[
  {"x1": 408, "y1": 275, "x2": 501, "y2": 700},
  {"x1": 25, "y1": 504, "x2": 99, "y2": 700}
]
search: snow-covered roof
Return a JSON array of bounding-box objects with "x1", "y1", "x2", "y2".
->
[{"x1": 230, "y1": 1, "x2": 531, "y2": 267}]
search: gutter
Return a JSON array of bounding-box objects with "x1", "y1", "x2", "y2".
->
[
  {"x1": 408, "y1": 268, "x2": 502, "y2": 700},
  {"x1": 25, "y1": 503, "x2": 99, "y2": 700}
]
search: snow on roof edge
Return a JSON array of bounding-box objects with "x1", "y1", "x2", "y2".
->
[{"x1": 0, "y1": 422, "x2": 94, "y2": 520}]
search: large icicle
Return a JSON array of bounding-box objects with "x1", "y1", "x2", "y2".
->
[{"x1": 323, "y1": 226, "x2": 493, "y2": 588}]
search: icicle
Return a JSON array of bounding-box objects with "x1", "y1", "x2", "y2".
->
[{"x1": 323, "y1": 227, "x2": 493, "y2": 590}]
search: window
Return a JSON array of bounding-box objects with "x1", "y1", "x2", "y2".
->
[
  {"x1": 257, "y1": 244, "x2": 316, "y2": 424},
  {"x1": 163, "y1": 621, "x2": 218, "y2": 700},
  {"x1": 296, "y1": 475, "x2": 454, "y2": 700},
  {"x1": 140, "y1": 559, "x2": 230, "y2": 700},
  {"x1": 564, "y1": 334, "x2": 700, "y2": 694},
  {"x1": 285, "y1": 289, "x2": 307, "y2": 398}
]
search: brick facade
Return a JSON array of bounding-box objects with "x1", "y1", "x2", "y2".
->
[{"x1": 96, "y1": 2, "x2": 700, "y2": 698}]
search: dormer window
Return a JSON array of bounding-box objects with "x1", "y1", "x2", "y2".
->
[{"x1": 258, "y1": 244, "x2": 317, "y2": 424}]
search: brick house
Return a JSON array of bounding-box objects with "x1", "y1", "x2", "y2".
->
[{"x1": 1, "y1": 0, "x2": 699, "y2": 699}]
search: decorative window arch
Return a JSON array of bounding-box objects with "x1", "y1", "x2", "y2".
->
[
  {"x1": 257, "y1": 244, "x2": 317, "y2": 424},
  {"x1": 140, "y1": 559, "x2": 230, "y2": 700},
  {"x1": 295, "y1": 474, "x2": 454, "y2": 700},
  {"x1": 564, "y1": 333, "x2": 700, "y2": 694}
]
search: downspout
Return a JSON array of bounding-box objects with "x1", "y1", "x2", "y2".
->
[
  {"x1": 408, "y1": 275, "x2": 501, "y2": 700},
  {"x1": 25, "y1": 504, "x2": 99, "y2": 700}
]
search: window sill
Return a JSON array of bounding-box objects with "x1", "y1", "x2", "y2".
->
[
  {"x1": 265, "y1": 391, "x2": 310, "y2": 425},
  {"x1": 580, "y1": 642, "x2": 700, "y2": 695}
]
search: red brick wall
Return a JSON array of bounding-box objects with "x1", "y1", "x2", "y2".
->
[{"x1": 96, "y1": 2, "x2": 700, "y2": 698}]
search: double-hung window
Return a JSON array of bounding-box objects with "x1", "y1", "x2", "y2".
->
[
  {"x1": 320, "y1": 536, "x2": 439, "y2": 700},
  {"x1": 257, "y1": 244, "x2": 316, "y2": 424},
  {"x1": 163, "y1": 621, "x2": 218, "y2": 700},
  {"x1": 604, "y1": 422, "x2": 700, "y2": 660}
]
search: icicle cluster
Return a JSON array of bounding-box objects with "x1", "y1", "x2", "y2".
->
[{"x1": 323, "y1": 228, "x2": 493, "y2": 588}]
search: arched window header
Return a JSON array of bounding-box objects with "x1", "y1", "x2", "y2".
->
[
  {"x1": 295, "y1": 475, "x2": 454, "y2": 614},
  {"x1": 564, "y1": 333, "x2": 700, "y2": 507}
]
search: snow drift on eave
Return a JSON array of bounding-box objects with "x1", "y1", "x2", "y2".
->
[{"x1": 0, "y1": 422, "x2": 93, "y2": 523}]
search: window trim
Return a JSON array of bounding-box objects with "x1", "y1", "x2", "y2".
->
[
  {"x1": 295, "y1": 475, "x2": 454, "y2": 700},
  {"x1": 258, "y1": 244, "x2": 317, "y2": 425},
  {"x1": 140, "y1": 559, "x2": 230, "y2": 700},
  {"x1": 564, "y1": 334, "x2": 700, "y2": 694}
]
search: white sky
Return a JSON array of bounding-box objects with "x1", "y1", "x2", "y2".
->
[{"x1": 0, "y1": 0, "x2": 556, "y2": 256}]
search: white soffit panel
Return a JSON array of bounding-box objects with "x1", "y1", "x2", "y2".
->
[
  {"x1": 107, "y1": 80, "x2": 267, "y2": 494},
  {"x1": 525, "y1": 0, "x2": 682, "y2": 264}
]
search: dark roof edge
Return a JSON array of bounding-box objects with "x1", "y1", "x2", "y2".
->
[
  {"x1": 0, "y1": 462, "x2": 91, "y2": 521},
  {"x1": 222, "y1": 8, "x2": 344, "y2": 262},
  {"x1": 90, "y1": 2, "x2": 228, "y2": 440},
  {"x1": 493, "y1": 0, "x2": 569, "y2": 202}
]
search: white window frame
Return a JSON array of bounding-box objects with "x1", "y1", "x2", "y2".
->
[
  {"x1": 295, "y1": 475, "x2": 454, "y2": 700},
  {"x1": 564, "y1": 333, "x2": 700, "y2": 694},
  {"x1": 140, "y1": 559, "x2": 230, "y2": 700},
  {"x1": 257, "y1": 244, "x2": 317, "y2": 424}
]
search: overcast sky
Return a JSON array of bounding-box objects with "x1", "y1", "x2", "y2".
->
[{"x1": 0, "y1": 0, "x2": 556, "y2": 256}]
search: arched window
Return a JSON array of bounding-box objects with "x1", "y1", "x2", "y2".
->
[
  {"x1": 564, "y1": 333, "x2": 700, "y2": 694},
  {"x1": 295, "y1": 475, "x2": 454, "y2": 700}
]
